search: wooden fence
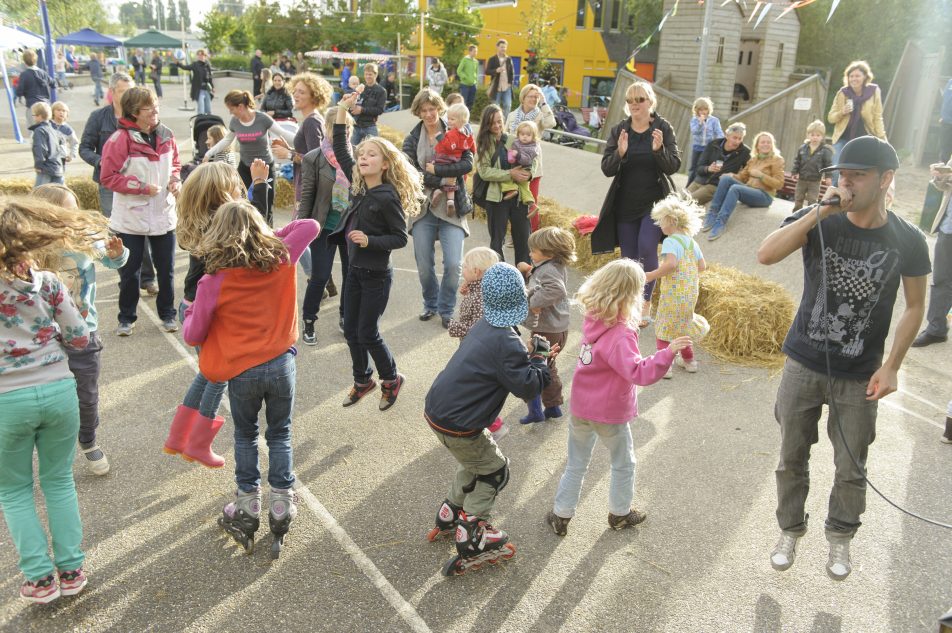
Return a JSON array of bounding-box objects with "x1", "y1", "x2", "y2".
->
[{"x1": 883, "y1": 40, "x2": 947, "y2": 165}]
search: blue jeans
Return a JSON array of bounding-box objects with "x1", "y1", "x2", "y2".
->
[
  {"x1": 197, "y1": 89, "x2": 212, "y2": 115},
  {"x1": 351, "y1": 124, "x2": 378, "y2": 146},
  {"x1": 228, "y1": 351, "x2": 296, "y2": 492},
  {"x1": 93, "y1": 78, "x2": 103, "y2": 102},
  {"x1": 35, "y1": 173, "x2": 64, "y2": 187},
  {"x1": 495, "y1": 88, "x2": 512, "y2": 118},
  {"x1": 687, "y1": 147, "x2": 704, "y2": 185},
  {"x1": 830, "y1": 139, "x2": 848, "y2": 186},
  {"x1": 298, "y1": 245, "x2": 312, "y2": 278},
  {"x1": 302, "y1": 229, "x2": 349, "y2": 321},
  {"x1": 553, "y1": 416, "x2": 636, "y2": 518},
  {"x1": 708, "y1": 175, "x2": 773, "y2": 224},
  {"x1": 183, "y1": 371, "x2": 227, "y2": 419},
  {"x1": 459, "y1": 83, "x2": 476, "y2": 109},
  {"x1": 0, "y1": 378, "x2": 84, "y2": 581},
  {"x1": 99, "y1": 185, "x2": 155, "y2": 284},
  {"x1": 116, "y1": 231, "x2": 176, "y2": 323},
  {"x1": 343, "y1": 266, "x2": 397, "y2": 382},
  {"x1": 616, "y1": 214, "x2": 663, "y2": 302},
  {"x1": 411, "y1": 210, "x2": 465, "y2": 319}
]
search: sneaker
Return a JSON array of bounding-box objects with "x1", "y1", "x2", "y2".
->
[
  {"x1": 379, "y1": 374, "x2": 405, "y2": 411},
  {"x1": 19, "y1": 575, "x2": 60, "y2": 604},
  {"x1": 141, "y1": 281, "x2": 159, "y2": 296},
  {"x1": 701, "y1": 212, "x2": 717, "y2": 232},
  {"x1": 343, "y1": 379, "x2": 377, "y2": 407},
  {"x1": 546, "y1": 511, "x2": 570, "y2": 537},
  {"x1": 608, "y1": 509, "x2": 647, "y2": 530},
  {"x1": 708, "y1": 222, "x2": 726, "y2": 241},
  {"x1": 80, "y1": 443, "x2": 110, "y2": 476},
  {"x1": 675, "y1": 356, "x2": 699, "y2": 373},
  {"x1": 116, "y1": 322, "x2": 135, "y2": 337},
  {"x1": 161, "y1": 319, "x2": 179, "y2": 333},
  {"x1": 338, "y1": 316, "x2": 345, "y2": 335},
  {"x1": 663, "y1": 365, "x2": 673, "y2": 379},
  {"x1": 770, "y1": 531, "x2": 801, "y2": 571},
  {"x1": 57, "y1": 568, "x2": 87, "y2": 597},
  {"x1": 302, "y1": 319, "x2": 317, "y2": 346},
  {"x1": 826, "y1": 537, "x2": 852, "y2": 581}
]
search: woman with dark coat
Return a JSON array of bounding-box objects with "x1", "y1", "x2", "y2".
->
[
  {"x1": 261, "y1": 72, "x2": 294, "y2": 120},
  {"x1": 592, "y1": 80, "x2": 680, "y2": 303}
]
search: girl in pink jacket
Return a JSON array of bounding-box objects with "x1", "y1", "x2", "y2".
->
[{"x1": 546, "y1": 258, "x2": 690, "y2": 536}]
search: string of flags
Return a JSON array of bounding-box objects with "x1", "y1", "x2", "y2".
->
[{"x1": 623, "y1": 0, "x2": 844, "y2": 72}]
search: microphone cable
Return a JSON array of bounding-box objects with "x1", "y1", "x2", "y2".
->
[{"x1": 813, "y1": 202, "x2": 952, "y2": 530}]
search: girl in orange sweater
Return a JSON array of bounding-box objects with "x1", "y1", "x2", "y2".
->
[{"x1": 702, "y1": 131, "x2": 785, "y2": 241}]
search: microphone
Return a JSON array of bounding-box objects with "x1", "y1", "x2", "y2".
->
[{"x1": 818, "y1": 195, "x2": 841, "y2": 206}]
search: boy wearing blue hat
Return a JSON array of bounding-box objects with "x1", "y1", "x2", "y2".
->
[
  {"x1": 757, "y1": 136, "x2": 931, "y2": 581},
  {"x1": 424, "y1": 262, "x2": 555, "y2": 576}
]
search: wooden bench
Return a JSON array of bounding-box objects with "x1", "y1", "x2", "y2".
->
[{"x1": 777, "y1": 172, "x2": 830, "y2": 202}]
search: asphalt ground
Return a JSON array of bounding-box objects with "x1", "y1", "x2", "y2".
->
[{"x1": 0, "y1": 78, "x2": 950, "y2": 632}]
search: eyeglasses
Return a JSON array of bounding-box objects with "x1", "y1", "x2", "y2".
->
[{"x1": 626, "y1": 96, "x2": 649, "y2": 105}]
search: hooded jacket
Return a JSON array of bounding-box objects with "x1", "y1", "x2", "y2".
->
[
  {"x1": 570, "y1": 315, "x2": 674, "y2": 424},
  {"x1": 425, "y1": 319, "x2": 550, "y2": 436},
  {"x1": 15, "y1": 66, "x2": 54, "y2": 107},
  {"x1": 99, "y1": 118, "x2": 181, "y2": 235},
  {"x1": 30, "y1": 120, "x2": 67, "y2": 176},
  {"x1": 328, "y1": 123, "x2": 408, "y2": 270}
]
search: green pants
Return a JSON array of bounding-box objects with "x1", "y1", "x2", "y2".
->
[
  {"x1": 432, "y1": 428, "x2": 508, "y2": 519},
  {"x1": 0, "y1": 378, "x2": 85, "y2": 581}
]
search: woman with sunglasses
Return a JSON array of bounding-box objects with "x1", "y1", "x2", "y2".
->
[{"x1": 591, "y1": 81, "x2": 681, "y2": 310}]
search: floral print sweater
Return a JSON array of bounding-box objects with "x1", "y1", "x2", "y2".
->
[{"x1": 1, "y1": 270, "x2": 89, "y2": 394}]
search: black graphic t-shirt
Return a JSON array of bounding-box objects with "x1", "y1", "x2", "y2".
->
[{"x1": 781, "y1": 208, "x2": 931, "y2": 379}]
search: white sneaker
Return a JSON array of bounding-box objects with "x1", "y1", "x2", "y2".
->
[
  {"x1": 81, "y1": 444, "x2": 110, "y2": 476},
  {"x1": 770, "y1": 531, "x2": 801, "y2": 571},
  {"x1": 826, "y1": 536, "x2": 852, "y2": 580},
  {"x1": 491, "y1": 424, "x2": 509, "y2": 442},
  {"x1": 675, "y1": 355, "x2": 699, "y2": 373}
]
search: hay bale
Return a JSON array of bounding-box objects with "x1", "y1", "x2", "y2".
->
[
  {"x1": 377, "y1": 125, "x2": 406, "y2": 148},
  {"x1": 0, "y1": 178, "x2": 100, "y2": 211},
  {"x1": 275, "y1": 178, "x2": 295, "y2": 210},
  {"x1": 536, "y1": 195, "x2": 618, "y2": 273},
  {"x1": 696, "y1": 263, "x2": 794, "y2": 367}
]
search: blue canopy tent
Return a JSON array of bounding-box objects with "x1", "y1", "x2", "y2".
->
[
  {"x1": 56, "y1": 28, "x2": 122, "y2": 48},
  {"x1": 1, "y1": 24, "x2": 46, "y2": 143}
]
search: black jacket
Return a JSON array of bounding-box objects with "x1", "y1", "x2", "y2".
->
[
  {"x1": 262, "y1": 88, "x2": 294, "y2": 120},
  {"x1": 401, "y1": 119, "x2": 474, "y2": 214},
  {"x1": 792, "y1": 141, "x2": 833, "y2": 182},
  {"x1": 79, "y1": 105, "x2": 119, "y2": 183},
  {"x1": 425, "y1": 319, "x2": 550, "y2": 436},
  {"x1": 592, "y1": 114, "x2": 681, "y2": 254},
  {"x1": 354, "y1": 83, "x2": 387, "y2": 128},
  {"x1": 693, "y1": 137, "x2": 752, "y2": 186},
  {"x1": 251, "y1": 55, "x2": 265, "y2": 79},
  {"x1": 328, "y1": 123, "x2": 408, "y2": 270},
  {"x1": 15, "y1": 67, "x2": 54, "y2": 107},
  {"x1": 176, "y1": 60, "x2": 214, "y2": 101},
  {"x1": 485, "y1": 55, "x2": 514, "y2": 99}
]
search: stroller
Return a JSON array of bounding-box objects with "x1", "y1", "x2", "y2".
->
[
  {"x1": 180, "y1": 113, "x2": 226, "y2": 181},
  {"x1": 550, "y1": 105, "x2": 591, "y2": 149}
]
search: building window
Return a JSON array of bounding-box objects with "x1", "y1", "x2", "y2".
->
[
  {"x1": 576, "y1": 0, "x2": 586, "y2": 28},
  {"x1": 610, "y1": 0, "x2": 620, "y2": 30},
  {"x1": 738, "y1": 50, "x2": 743, "y2": 65},
  {"x1": 715, "y1": 36, "x2": 725, "y2": 64},
  {"x1": 775, "y1": 42, "x2": 784, "y2": 68},
  {"x1": 748, "y1": 50, "x2": 753, "y2": 65},
  {"x1": 593, "y1": 0, "x2": 602, "y2": 29}
]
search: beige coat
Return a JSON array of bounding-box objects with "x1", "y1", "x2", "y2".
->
[
  {"x1": 736, "y1": 153, "x2": 786, "y2": 196},
  {"x1": 828, "y1": 85, "x2": 886, "y2": 144}
]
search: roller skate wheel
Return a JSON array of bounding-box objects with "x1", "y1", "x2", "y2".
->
[
  {"x1": 426, "y1": 527, "x2": 451, "y2": 542},
  {"x1": 502, "y1": 543, "x2": 516, "y2": 559},
  {"x1": 441, "y1": 556, "x2": 463, "y2": 577}
]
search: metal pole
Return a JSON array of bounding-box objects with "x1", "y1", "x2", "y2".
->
[
  {"x1": 397, "y1": 32, "x2": 404, "y2": 109},
  {"x1": 419, "y1": 2, "x2": 425, "y2": 85},
  {"x1": 178, "y1": 15, "x2": 193, "y2": 111},
  {"x1": 1, "y1": 54, "x2": 25, "y2": 143},
  {"x1": 40, "y1": 0, "x2": 57, "y2": 103},
  {"x1": 694, "y1": 0, "x2": 714, "y2": 97}
]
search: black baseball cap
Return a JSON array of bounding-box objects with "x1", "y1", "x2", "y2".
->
[{"x1": 822, "y1": 136, "x2": 900, "y2": 173}]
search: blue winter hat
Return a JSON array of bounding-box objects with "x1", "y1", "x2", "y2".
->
[{"x1": 481, "y1": 263, "x2": 528, "y2": 328}]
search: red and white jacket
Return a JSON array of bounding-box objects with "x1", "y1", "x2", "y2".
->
[{"x1": 100, "y1": 118, "x2": 180, "y2": 236}]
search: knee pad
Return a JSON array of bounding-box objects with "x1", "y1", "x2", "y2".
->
[{"x1": 478, "y1": 459, "x2": 510, "y2": 494}]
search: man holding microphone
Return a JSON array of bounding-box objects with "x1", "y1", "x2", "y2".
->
[{"x1": 756, "y1": 136, "x2": 930, "y2": 581}]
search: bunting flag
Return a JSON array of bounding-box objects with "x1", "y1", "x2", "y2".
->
[
  {"x1": 753, "y1": 2, "x2": 773, "y2": 28},
  {"x1": 776, "y1": 0, "x2": 816, "y2": 20},
  {"x1": 748, "y1": 1, "x2": 763, "y2": 23},
  {"x1": 826, "y1": 0, "x2": 842, "y2": 23},
  {"x1": 625, "y1": 0, "x2": 679, "y2": 65}
]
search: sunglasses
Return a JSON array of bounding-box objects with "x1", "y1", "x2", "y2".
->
[{"x1": 626, "y1": 96, "x2": 649, "y2": 105}]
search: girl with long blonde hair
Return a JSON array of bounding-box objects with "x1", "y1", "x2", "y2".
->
[
  {"x1": 164, "y1": 161, "x2": 255, "y2": 470},
  {"x1": 182, "y1": 200, "x2": 318, "y2": 557},
  {"x1": 546, "y1": 258, "x2": 690, "y2": 537},
  {"x1": 331, "y1": 91, "x2": 424, "y2": 411},
  {"x1": 0, "y1": 195, "x2": 102, "y2": 603},
  {"x1": 31, "y1": 184, "x2": 129, "y2": 477}
]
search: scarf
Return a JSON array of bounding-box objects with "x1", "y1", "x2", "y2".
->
[
  {"x1": 842, "y1": 84, "x2": 877, "y2": 141},
  {"x1": 320, "y1": 137, "x2": 351, "y2": 231},
  {"x1": 507, "y1": 106, "x2": 543, "y2": 134}
]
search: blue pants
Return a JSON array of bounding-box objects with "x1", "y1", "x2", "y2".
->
[
  {"x1": 99, "y1": 185, "x2": 156, "y2": 284},
  {"x1": 687, "y1": 147, "x2": 704, "y2": 185},
  {"x1": 93, "y1": 78, "x2": 104, "y2": 102},
  {"x1": 351, "y1": 125, "x2": 378, "y2": 146},
  {"x1": 35, "y1": 173, "x2": 64, "y2": 187},
  {"x1": 708, "y1": 175, "x2": 773, "y2": 224},
  {"x1": 302, "y1": 229, "x2": 349, "y2": 322},
  {"x1": 411, "y1": 210, "x2": 465, "y2": 319},
  {"x1": 0, "y1": 379, "x2": 84, "y2": 581},
  {"x1": 343, "y1": 266, "x2": 397, "y2": 383},
  {"x1": 116, "y1": 231, "x2": 176, "y2": 323},
  {"x1": 495, "y1": 88, "x2": 513, "y2": 119},
  {"x1": 229, "y1": 352, "x2": 296, "y2": 492},
  {"x1": 459, "y1": 84, "x2": 477, "y2": 109},
  {"x1": 197, "y1": 89, "x2": 212, "y2": 115},
  {"x1": 616, "y1": 214, "x2": 663, "y2": 302}
]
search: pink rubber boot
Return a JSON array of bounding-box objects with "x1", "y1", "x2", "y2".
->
[
  {"x1": 164, "y1": 405, "x2": 199, "y2": 457},
  {"x1": 182, "y1": 413, "x2": 226, "y2": 468}
]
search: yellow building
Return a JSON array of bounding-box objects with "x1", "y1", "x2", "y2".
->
[{"x1": 412, "y1": 0, "x2": 654, "y2": 108}]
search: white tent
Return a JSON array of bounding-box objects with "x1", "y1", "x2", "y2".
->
[{"x1": 1, "y1": 25, "x2": 46, "y2": 143}]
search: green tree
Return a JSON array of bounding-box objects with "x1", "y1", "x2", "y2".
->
[
  {"x1": 623, "y1": 0, "x2": 662, "y2": 49},
  {"x1": 5, "y1": 0, "x2": 112, "y2": 34},
  {"x1": 143, "y1": 0, "x2": 156, "y2": 27},
  {"x1": 178, "y1": 0, "x2": 191, "y2": 30},
  {"x1": 425, "y1": 0, "x2": 482, "y2": 71},
  {"x1": 198, "y1": 12, "x2": 237, "y2": 54},
  {"x1": 229, "y1": 16, "x2": 254, "y2": 53},
  {"x1": 522, "y1": 0, "x2": 567, "y2": 77},
  {"x1": 167, "y1": 1, "x2": 179, "y2": 28},
  {"x1": 249, "y1": 0, "x2": 291, "y2": 54},
  {"x1": 363, "y1": 0, "x2": 418, "y2": 51}
]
